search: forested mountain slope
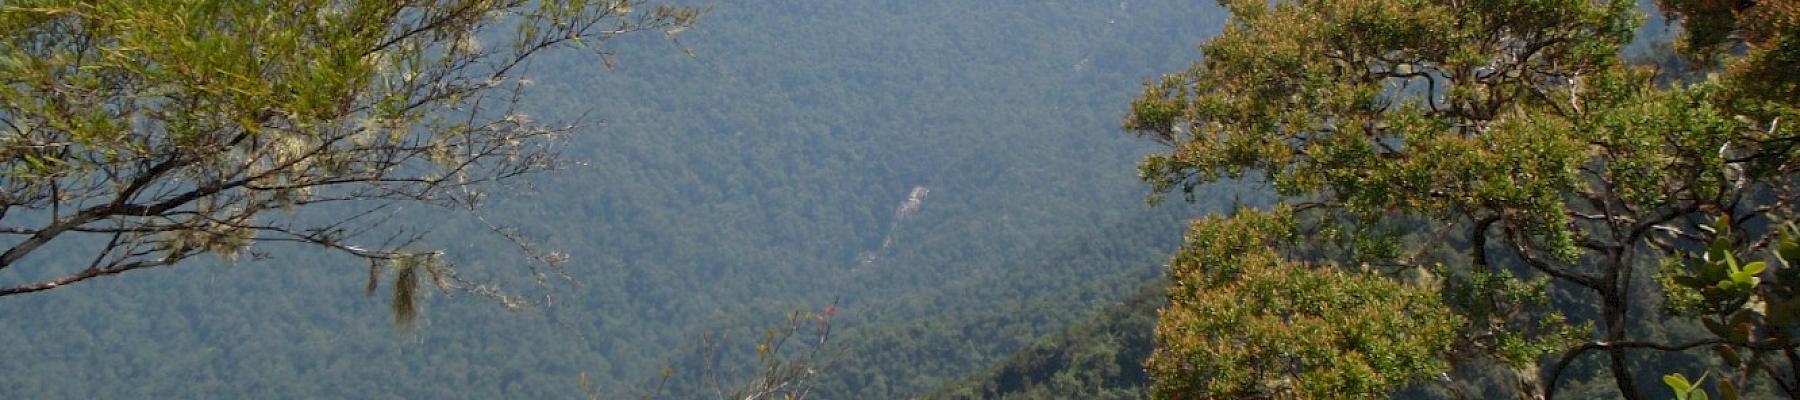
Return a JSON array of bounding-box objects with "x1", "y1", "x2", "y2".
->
[
  {"x1": 931, "y1": 283, "x2": 1164, "y2": 399},
  {"x1": 0, "y1": 0, "x2": 1235, "y2": 398}
]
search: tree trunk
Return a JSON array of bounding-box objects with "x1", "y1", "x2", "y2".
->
[{"x1": 1603, "y1": 253, "x2": 1642, "y2": 400}]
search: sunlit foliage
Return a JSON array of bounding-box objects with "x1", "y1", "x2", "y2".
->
[
  {"x1": 0, "y1": 0, "x2": 697, "y2": 322},
  {"x1": 1127, "y1": 0, "x2": 1800, "y2": 398}
]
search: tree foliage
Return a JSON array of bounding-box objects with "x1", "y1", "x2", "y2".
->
[
  {"x1": 1147, "y1": 208, "x2": 1460, "y2": 399},
  {"x1": 0, "y1": 0, "x2": 697, "y2": 320},
  {"x1": 1658, "y1": 220, "x2": 1800, "y2": 399},
  {"x1": 1127, "y1": 0, "x2": 1799, "y2": 398}
]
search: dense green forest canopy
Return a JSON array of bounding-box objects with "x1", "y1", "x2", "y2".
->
[{"x1": 0, "y1": 0, "x2": 1240, "y2": 398}]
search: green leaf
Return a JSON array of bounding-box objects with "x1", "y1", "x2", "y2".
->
[
  {"x1": 1726, "y1": 250, "x2": 1741, "y2": 273},
  {"x1": 1743, "y1": 261, "x2": 1766, "y2": 276},
  {"x1": 1665, "y1": 373, "x2": 1693, "y2": 394},
  {"x1": 1731, "y1": 271, "x2": 1755, "y2": 285}
]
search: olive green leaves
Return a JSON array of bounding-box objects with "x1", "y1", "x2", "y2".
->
[{"x1": 1664, "y1": 372, "x2": 1712, "y2": 400}]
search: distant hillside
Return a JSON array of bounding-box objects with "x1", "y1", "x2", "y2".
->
[
  {"x1": 0, "y1": 1, "x2": 1235, "y2": 398},
  {"x1": 930, "y1": 283, "x2": 1163, "y2": 399}
]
